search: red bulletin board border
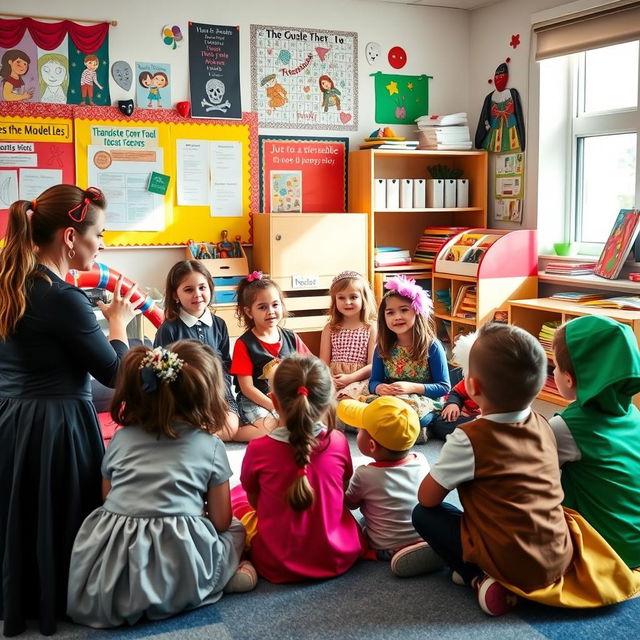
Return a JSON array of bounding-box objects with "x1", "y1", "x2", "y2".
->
[{"x1": 258, "y1": 135, "x2": 348, "y2": 213}]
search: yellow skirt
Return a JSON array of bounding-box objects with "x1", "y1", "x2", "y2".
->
[{"x1": 502, "y1": 508, "x2": 640, "y2": 608}]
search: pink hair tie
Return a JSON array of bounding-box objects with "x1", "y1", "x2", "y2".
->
[
  {"x1": 296, "y1": 467, "x2": 308, "y2": 477},
  {"x1": 297, "y1": 385, "x2": 309, "y2": 396},
  {"x1": 247, "y1": 270, "x2": 263, "y2": 282}
]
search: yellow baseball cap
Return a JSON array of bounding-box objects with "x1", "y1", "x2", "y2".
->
[{"x1": 337, "y1": 396, "x2": 420, "y2": 451}]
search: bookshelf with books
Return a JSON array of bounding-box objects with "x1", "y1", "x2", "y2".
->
[
  {"x1": 348, "y1": 149, "x2": 489, "y2": 295},
  {"x1": 432, "y1": 228, "x2": 538, "y2": 353},
  {"x1": 508, "y1": 297, "x2": 640, "y2": 408}
]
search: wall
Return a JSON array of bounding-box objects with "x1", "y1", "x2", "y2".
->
[{"x1": 16, "y1": 0, "x2": 472, "y2": 289}]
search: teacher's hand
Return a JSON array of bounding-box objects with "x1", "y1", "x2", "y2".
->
[{"x1": 97, "y1": 275, "x2": 139, "y2": 341}]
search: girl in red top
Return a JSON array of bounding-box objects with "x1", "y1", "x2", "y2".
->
[{"x1": 230, "y1": 272, "x2": 310, "y2": 439}]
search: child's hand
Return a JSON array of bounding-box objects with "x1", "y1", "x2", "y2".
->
[
  {"x1": 388, "y1": 381, "x2": 414, "y2": 395},
  {"x1": 374, "y1": 383, "x2": 396, "y2": 395},
  {"x1": 333, "y1": 373, "x2": 352, "y2": 390},
  {"x1": 441, "y1": 404, "x2": 460, "y2": 422}
]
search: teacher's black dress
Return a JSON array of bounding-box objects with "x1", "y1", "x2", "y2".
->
[{"x1": 0, "y1": 266, "x2": 127, "y2": 636}]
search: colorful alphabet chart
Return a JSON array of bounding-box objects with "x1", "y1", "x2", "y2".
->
[{"x1": 251, "y1": 24, "x2": 357, "y2": 131}]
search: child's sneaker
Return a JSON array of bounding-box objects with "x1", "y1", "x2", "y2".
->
[
  {"x1": 390, "y1": 541, "x2": 444, "y2": 577},
  {"x1": 451, "y1": 570, "x2": 465, "y2": 585},
  {"x1": 475, "y1": 575, "x2": 518, "y2": 616},
  {"x1": 224, "y1": 560, "x2": 258, "y2": 593}
]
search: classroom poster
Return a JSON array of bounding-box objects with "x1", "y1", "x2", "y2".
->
[
  {"x1": 251, "y1": 25, "x2": 358, "y2": 131},
  {"x1": 135, "y1": 62, "x2": 171, "y2": 109},
  {"x1": 371, "y1": 72, "x2": 431, "y2": 124},
  {"x1": 0, "y1": 18, "x2": 110, "y2": 106},
  {"x1": 0, "y1": 104, "x2": 75, "y2": 238},
  {"x1": 493, "y1": 151, "x2": 525, "y2": 223},
  {"x1": 189, "y1": 23, "x2": 241, "y2": 119},
  {"x1": 259, "y1": 135, "x2": 347, "y2": 212}
]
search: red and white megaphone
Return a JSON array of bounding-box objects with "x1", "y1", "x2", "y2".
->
[{"x1": 66, "y1": 262, "x2": 164, "y2": 328}]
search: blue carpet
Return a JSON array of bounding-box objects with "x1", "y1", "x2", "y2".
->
[{"x1": 9, "y1": 432, "x2": 638, "y2": 638}]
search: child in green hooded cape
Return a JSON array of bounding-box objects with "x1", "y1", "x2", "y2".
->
[{"x1": 550, "y1": 315, "x2": 640, "y2": 570}]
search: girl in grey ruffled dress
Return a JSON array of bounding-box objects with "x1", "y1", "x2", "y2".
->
[{"x1": 67, "y1": 341, "x2": 256, "y2": 629}]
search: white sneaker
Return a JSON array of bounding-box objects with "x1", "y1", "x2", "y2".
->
[
  {"x1": 390, "y1": 541, "x2": 444, "y2": 577},
  {"x1": 224, "y1": 560, "x2": 258, "y2": 593},
  {"x1": 451, "y1": 570, "x2": 465, "y2": 585},
  {"x1": 475, "y1": 575, "x2": 518, "y2": 616}
]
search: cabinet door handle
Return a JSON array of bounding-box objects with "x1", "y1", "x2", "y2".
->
[{"x1": 275, "y1": 234, "x2": 282, "y2": 241}]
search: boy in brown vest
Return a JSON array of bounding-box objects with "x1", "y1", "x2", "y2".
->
[{"x1": 410, "y1": 323, "x2": 640, "y2": 616}]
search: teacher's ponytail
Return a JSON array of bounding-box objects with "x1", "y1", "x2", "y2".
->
[{"x1": 0, "y1": 200, "x2": 36, "y2": 339}]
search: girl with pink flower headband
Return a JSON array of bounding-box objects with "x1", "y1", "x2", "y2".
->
[
  {"x1": 230, "y1": 272, "x2": 311, "y2": 437},
  {"x1": 350, "y1": 275, "x2": 450, "y2": 443}
]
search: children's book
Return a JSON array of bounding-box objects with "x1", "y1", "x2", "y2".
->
[
  {"x1": 578, "y1": 296, "x2": 640, "y2": 310},
  {"x1": 594, "y1": 209, "x2": 640, "y2": 280},
  {"x1": 549, "y1": 291, "x2": 602, "y2": 302}
]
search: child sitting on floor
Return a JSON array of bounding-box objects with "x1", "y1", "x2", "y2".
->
[
  {"x1": 337, "y1": 396, "x2": 441, "y2": 577},
  {"x1": 429, "y1": 332, "x2": 480, "y2": 440},
  {"x1": 550, "y1": 316, "x2": 640, "y2": 570},
  {"x1": 363, "y1": 275, "x2": 450, "y2": 443},
  {"x1": 67, "y1": 341, "x2": 255, "y2": 629},
  {"x1": 232, "y1": 355, "x2": 364, "y2": 583},
  {"x1": 412, "y1": 323, "x2": 640, "y2": 616}
]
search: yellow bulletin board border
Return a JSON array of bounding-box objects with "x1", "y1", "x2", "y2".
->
[{"x1": 73, "y1": 106, "x2": 258, "y2": 246}]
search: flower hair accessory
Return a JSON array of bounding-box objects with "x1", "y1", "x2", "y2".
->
[
  {"x1": 139, "y1": 346, "x2": 184, "y2": 393},
  {"x1": 247, "y1": 270, "x2": 263, "y2": 283},
  {"x1": 384, "y1": 275, "x2": 433, "y2": 317},
  {"x1": 331, "y1": 270, "x2": 363, "y2": 286}
]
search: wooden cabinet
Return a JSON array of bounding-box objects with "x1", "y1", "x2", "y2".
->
[
  {"x1": 348, "y1": 149, "x2": 488, "y2": 286},
  {"x1": 432, "y1": 228, "x2": 538, "y2": 350},
  {"x1": 252, "y1": 213, "x2": 368, "y2": 340},
  {"x1": 508, "y1": 297, "x2": 640, "y2": 407}
]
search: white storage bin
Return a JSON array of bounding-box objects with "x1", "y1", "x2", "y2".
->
[
  {"x1": 444, "y1": 179, "x2": 457, "y2": 208},
  {"x1": 374, "y1": 179, "x2": 386, "y2": 210},
  {"x1": 386, "y1": 179, "x2": 400, "y2": 209},
  {"x1": 399, "y1": 179, "x2": 413, "y2": 208},
  {"x1": 456, "y1": 179, "x2": 469, "y2": 207},
  {"x1": 426, "y1": 179, "x2": 444, "y2": 208},
  {"x1": 413, "y1": 179, "x2": 426, "y2": 208}
]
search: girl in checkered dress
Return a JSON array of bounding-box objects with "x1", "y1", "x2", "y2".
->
[{"x1": 320, "y1": 271, "x2": 377, "y2": 399}]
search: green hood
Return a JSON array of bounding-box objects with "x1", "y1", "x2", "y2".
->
[{"x1": 566, "y1": 315, "x2": 640, "y2": 415}]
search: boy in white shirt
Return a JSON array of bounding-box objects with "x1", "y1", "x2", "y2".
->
[{"x1": 337, "y1": 396, "x2": 443, "y2": 577}]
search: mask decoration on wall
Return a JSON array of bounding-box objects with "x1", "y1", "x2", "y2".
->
[
  {"x1": 365, "y1": 42, "x2": 381, "y2": 65},
  {"x1": 111, "y1": 61, "x2": 132, "y2": 91},
  {"x1": 176, "y1": 100, "x2": 191, "y2": 118},
  {"x1": 474, "y1": 58, "x2": 525, "y2": 152},
  {"x1": 388, "y1": 46, "x2": 407, "y2": 70},
  {"x1": 117, "y1": 99, "x2": 134, "y2": 116}
]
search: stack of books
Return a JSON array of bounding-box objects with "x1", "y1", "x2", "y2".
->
[
  {"x1": 360, "y1": 138, "x2": 419, "y2": 150},
  {"x1": 545, "y1": 261, "x2": 597, "y2": 276},
  {"x1": 434, "y1": 288, "x2": 452, "y2": 314},
  {"x1": 538, "y1": 320, "x2": 560, "y2": 360},
  {"x1": 452, "y1": 285, "x2": 477, "y2": 318},
  {"x1": 414, "y1": 226, "x2": 469, "y2": 269},
  {"x1": 579, "y1": 296, "x2": 640, "y2": 310},
  {"x1": 415, "y1": 113, "x2": 472, "y2": 150},
  {"x1": 549, "y1": 292, "x2": 602, "y2": 302},
  {"x1": 374, "y1": 246, "x2": 412, "y2": 267}
]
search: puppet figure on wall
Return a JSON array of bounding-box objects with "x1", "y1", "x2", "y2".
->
[
  {"x1": 1, "y1": 49, "x2": 33, "y2": 102},
  {"x1": 38, "y1": 53, "x2": 69, "y2": 104},
  {"x1": 319, "y1": 74, "x2": 341, "y2": 112},
  {"x1": 475, "y1": 60, "x2": 525, "y2": 152}
]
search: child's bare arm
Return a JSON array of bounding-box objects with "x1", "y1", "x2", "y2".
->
[
  {"x1": 237, "y1": 375, "x2": 274, "y2": 411},
  {"x1": 417, "y1": 474, "x2": 449, "y2": 507},
  {"x1": 101, "y1": 477, "x2": 111, "y2": 500},
  {"x1": 206, "y1": 481, "x2": 232, "y2": 532},
  {"x1": 319, "y1": 325, "x2": 332, "y2": 366}
]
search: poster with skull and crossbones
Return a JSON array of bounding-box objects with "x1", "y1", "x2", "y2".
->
[{"x1": 189, "y1": 22, "x2": 241, "y2": 119}]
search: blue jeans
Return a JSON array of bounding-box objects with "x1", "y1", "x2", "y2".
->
[{"x1": 412, "y1": 502, "x2": 483, "y2": 585}]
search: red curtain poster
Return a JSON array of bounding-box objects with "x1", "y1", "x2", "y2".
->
[{"x1": 259, "y1": 135, "x2": 347, "y2": 213}]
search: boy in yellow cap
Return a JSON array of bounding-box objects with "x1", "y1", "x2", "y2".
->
[{"x1": 337, "y1": 396, "x2": 443, "y2": 577}]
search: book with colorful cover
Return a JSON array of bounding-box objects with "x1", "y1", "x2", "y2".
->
[
  {"x1": 578, "y1": 296, "x2": 640, "y2": 310},
  {"x1": 594, "y1": 209, "x2": 640, "y2": 280},
  {"x1": 550, "y1": 291, "x2": 602, "y2": 302}
]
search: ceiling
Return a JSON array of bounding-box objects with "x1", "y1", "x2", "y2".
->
[{"x1": 376, "y1": 0, "x2": 499, "y2": 9}]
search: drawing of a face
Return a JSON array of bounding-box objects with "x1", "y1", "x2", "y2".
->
[
  {"x1": 41, "y1": 60, "x2": 66, "y2": 87},
  {"x1": 321, "y1": 78, "x2": 331, "y2": 90},
  {"x1": 86, "y1": 59, "x2": 99, "y2": 71},
  {"x1": 9, "y1": 57, "x2": 29, "y2": 77},
  {"x1": 139, "y1": 73, "x2": 153, "y2": 88},
  {"x1": 154, "y1": 73, "x2": 167, "y2": 88}
]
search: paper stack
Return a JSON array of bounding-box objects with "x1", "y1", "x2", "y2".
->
[
  {"x1": 374, "y1": 246, "x2": 412, "y2": 267},
  {"x1": 415, "y1": 113, "x2": 473, "y2": 150},
  {"x1": 414, "y1": 226, "x2": 469, "y2": 269},
  {"x1": 545, "y1": 261, "x2": 597, "y2": 276}
]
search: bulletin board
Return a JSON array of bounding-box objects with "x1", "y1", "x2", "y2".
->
[
  {"x1": 0, "y1": 103, "x2": 75, "y2": 239},
  {"x1": 74, "y1": 106, "x2": 258, "y2": 245}
]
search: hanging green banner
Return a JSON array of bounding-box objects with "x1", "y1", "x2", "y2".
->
[{"x1": 371, "y1": 71, "x2": 431, "y2": 125}]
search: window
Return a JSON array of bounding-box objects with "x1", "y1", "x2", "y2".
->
[{"x1": 538, "y1": 40, "x2": 640, "y2": 254}]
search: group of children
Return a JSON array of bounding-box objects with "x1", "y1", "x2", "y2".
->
[{"x1": 64, "y1": 259, "x2": 640, "y2": 628}]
